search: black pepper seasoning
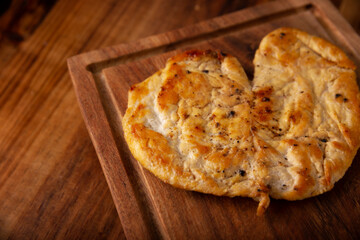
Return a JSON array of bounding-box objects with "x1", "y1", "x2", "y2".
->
[
  {"x1": 228, "y1": 111, "x2": 236, "y2": 117},
  {"x1": 265, "y1": 107, "x2": 272, "y2": 113}
]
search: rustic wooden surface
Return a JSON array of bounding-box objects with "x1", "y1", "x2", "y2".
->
[
  {"x1": 0, "y1": 0, "x2": 281, "y2": 239},
  {"x1": 68, "y1": 0, "x2": 360, "y2": 239}
]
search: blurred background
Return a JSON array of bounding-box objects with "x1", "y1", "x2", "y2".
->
[{"x1": 0, "y1": 0, "x2": 359, "y2": 70}]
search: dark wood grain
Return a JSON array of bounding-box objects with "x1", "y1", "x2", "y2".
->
[
  {"x1": 0, "y1": 0, "x2": 57, "y2": 69},
  {"x1": 0, "y1": 0, "x2": 287, "y2": 239},
  {"x1": 69, "y1": 0, "x2": 360, "y2": 239},
  {"x1": 0, "y1": 0, "x2": 357, "y2": 74}
]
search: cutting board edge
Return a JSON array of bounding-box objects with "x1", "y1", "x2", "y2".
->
[
  {"x1": 67, "y1": 0, "x2": 314, "y2": 72},
  {"x1": 67, "y1": 0, "x2": 360, "y2": 238},
  {"x1": 67, "y1": 0, "x2": 360, "y2": 74}
]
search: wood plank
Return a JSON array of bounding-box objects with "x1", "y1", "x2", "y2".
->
[
  {"x1": 0, "y1": 0, "x2": 127, "y2": 238},
  {"x1": 69, "y1": 0, "x2": 360, "y2": 238}
]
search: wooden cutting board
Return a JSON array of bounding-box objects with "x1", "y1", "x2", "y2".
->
[{"x1": 68, "y1": 0, "x2": 360, "y2": 238}]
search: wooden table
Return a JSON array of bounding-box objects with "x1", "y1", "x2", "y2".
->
[{"x1": 0, "y1": 0, "x2": 358, "y2": 239}]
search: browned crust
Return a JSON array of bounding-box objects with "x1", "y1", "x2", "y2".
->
[
  {"x1": 123, "y1": 28, "x2": 360, "y2": 215},
  {"x1": 253, "y1": 27, "x2": 360, "y2": 200},
  {"x1": 123, "y1": 50, "x2": 269, "y2": 215}
]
